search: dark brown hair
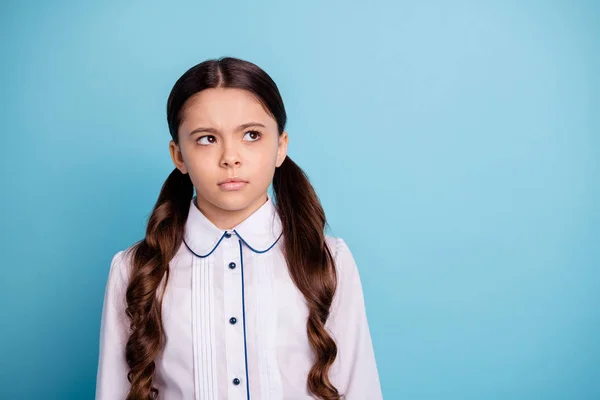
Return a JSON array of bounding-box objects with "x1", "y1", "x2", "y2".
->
[{"x1": 123, "y1": 57, "x2": 340, "y2": 399}]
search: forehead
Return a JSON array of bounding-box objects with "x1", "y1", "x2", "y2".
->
[{"x1": 178, "y1": 87, "x2": 276, "y2": 134}]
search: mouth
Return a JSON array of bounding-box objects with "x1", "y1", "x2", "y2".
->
[{"x1": 218, "y1": 179, "x2": 248, "y2": 191}]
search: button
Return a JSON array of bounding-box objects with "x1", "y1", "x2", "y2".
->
[
  {"x1": 224, "y1": 232, "x2": 232, "y2": 238},
  {"x1": 233, "y1": 378, "x2": 241, "y2": 385},
  {"x1": 229, "y1": 317, "x2": 237, "y2": 324},
  {"x1": 229, "y1": 262, "x2": 236, "y2": 269}
]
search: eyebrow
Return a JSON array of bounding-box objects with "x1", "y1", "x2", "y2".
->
[{"x1": 188, "y1": 122, "x2": 266, "y2": 136}]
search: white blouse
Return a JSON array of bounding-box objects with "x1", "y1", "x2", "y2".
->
[{"x1": 95, "y1": 193, "x2": 383, "y2": 399}]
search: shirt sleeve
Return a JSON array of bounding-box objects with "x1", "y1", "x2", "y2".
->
[
  {"x1": 325, "y1": 237, "x2": 384, "y2": 399},
  {"x1": 95, "y1": 250, "x2": 131, "y2": 400}
]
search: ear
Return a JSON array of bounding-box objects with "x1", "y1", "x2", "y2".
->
[
  {"x1": 275, "y1": 131, "x2": 289, "y2": 168},
  {"x1": 169, "y1": 140, "x2": 188, "y2": 174}
]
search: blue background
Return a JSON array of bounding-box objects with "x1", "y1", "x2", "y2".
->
[{"x1": 1, "y1": 1, "x2": 598, "y2": 399}]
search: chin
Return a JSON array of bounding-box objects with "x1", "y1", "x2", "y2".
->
[{"x1": 212, "y1": 192, "x2": 253, "y2": 210}]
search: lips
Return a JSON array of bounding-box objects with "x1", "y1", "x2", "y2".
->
[
  {"x1": 218, "y1": 177, "x2": 248, "y2": 185},
  {"x1": 219, "y1": 180, "x2": 248, "y2": 191}
]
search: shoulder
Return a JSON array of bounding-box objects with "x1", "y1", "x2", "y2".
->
[
  {"x1": 324, "y1": 235, "x2": 352, "y2": 261},
  {"x1": 325, "y1": 235, "x2": 338, "y2": 257},
  {"x1": 325, "y1": 235, "x2": 361, "y2": 297},
  {"x1": 106, "y1": 244, "x2": 137, "y2": 289},
  {"x1": 324, "y1": 235, "x2": 366, "y2": 321},
  {"x1": 325, "y1": 235, "x2": 356, "y2": 271}
]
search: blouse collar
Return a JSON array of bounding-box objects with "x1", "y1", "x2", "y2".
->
[{"x1": 183, "y1": 193, "x2": 283, "y2": 257}]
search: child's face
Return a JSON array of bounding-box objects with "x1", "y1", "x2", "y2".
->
[{"x1": 169, "y1": 87, "x2": 288, "y2": 216}]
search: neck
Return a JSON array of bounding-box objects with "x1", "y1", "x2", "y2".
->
[{"x1": 194, "y1": 192, "x2": 269, "y2": 230}]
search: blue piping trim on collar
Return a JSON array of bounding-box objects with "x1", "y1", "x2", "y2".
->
[
  {"x1": 233, "y1": 230, "x2": 283, "y2": 254},
  {"x1": 182, "y1": 231, "x2": 229, "y2": 258},
  {"x1": 239, "y1": 239, "x2": 251, "y2": 399},
  {"x1": 183, "y1": 229, "x2": 283, "y2": 258}
]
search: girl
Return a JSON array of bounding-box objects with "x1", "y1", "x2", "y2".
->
[{"x1": 95, "y1": 56, "x2": 382, "y2": 400}]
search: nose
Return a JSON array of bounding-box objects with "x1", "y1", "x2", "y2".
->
[
  {"x1": 221, "y1": 158, "x2": 241, "y2": 168},
  {"x1": 219, "y1": 142, "x2": 242, "y2": 168}
]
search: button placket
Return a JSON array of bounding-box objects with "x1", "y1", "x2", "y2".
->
[{"x1": 223, "y1": 235, "x2": 248, "y2": 398}]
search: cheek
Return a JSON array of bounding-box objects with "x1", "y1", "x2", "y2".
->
[
  {"x1": 259, "y1": 139, "x2": 281, "y2": 165},
  {"x1": 252, "y1": 149, "x2": 278, "y2": 169},
  {"x1": 185, "y1": 157, "x2": 217, "y2": 184}
]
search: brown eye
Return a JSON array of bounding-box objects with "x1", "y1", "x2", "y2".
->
[
  {"x1": 198, "y1": 135, "x2": 216, "y2": 145},
  {"x1": 244, "y1": 130, "x2": 262, "y2": 142}
]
